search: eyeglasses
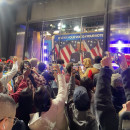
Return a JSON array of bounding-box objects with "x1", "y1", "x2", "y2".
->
[{"x1": 0, "y1": 117, "x2": 19, "y2": 125}]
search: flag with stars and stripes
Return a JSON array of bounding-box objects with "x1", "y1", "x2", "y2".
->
[{"x1": 54, "y1": 32, "x2": 104, "y2": 65}]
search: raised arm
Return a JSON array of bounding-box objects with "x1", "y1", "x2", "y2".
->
[
  {"x1": 94, "y1": 52, "x2": 118, "y2": 130},
  {"x1": 10, "y1": 68, "x2": 31, "y2": 103},
  {"x1": 1, "y1": 57, "x2": 18, "y2": 83},
  {"x1": 55, "y1": 65, "x2": 67, "y2": 102},
  {"x1": 68, "y1": 68, "x2": 75, "y2": 103}
]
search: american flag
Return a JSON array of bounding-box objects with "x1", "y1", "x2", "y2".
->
[{"x1": 54, "y1": 33, "x2": 104, "y2": 65}]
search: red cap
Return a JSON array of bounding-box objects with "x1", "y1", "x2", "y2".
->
[
  {"x1": 7, "y1": 59, "x2": 13, "y2": 64},
  {"x1": 125, "y1": 55, "x2": 130, "y2": 65}
]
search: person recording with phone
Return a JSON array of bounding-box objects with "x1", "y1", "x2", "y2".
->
[
  {"x1": 114, "y1": 53, "x2": 124, "y2": 74},
  {"x1": 65, "y1": 63, "x2": 80, "y2": 86},
  {"x1": 14, "y1": 60, "x2": 46, "y2": 92}
]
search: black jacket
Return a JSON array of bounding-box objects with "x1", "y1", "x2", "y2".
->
[
  {"x1": 67, "y1": 76, "x2": 98, "y2": 130},
  {"x1": 111, "y1": 86, "x2": 126, "y2": 113},
  {"x1": 122, "y1": 68, "x2": 130, "y2": 101},
  {"x1": 94, "y1": 67, "x2": 119, "y2": 130}
]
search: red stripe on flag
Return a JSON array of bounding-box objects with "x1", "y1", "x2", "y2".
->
[
  {"x1": 96, "y1": 44, "x2": 102, "y2": 57},
  {"x1": 75, "y1": 48, "x2": 78, "y2": 52},
  {"x1": 61, "y1": 49, "x2": 69, "y2": 63},
  {"x1": 65, "y1": 45, "x2": 72, "y2": 55},
  {"x1": 55, "y1": 45, "x2": 59, "y2": 56},
  {"x1": 80, "y1": 53, "x2": 83, "y2": 64},
  {"x1": 84, "y1": 48, "x2": 87, "y2": 52},
  {"x1": 91, "y1": 48, "x2": 97, "y2": 57}
]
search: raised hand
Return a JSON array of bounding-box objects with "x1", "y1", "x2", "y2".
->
[
  {"x1": 101, "y1": 52, "x2": 112, "y2": 68},
  {"x1": 118, "y1": 52, "x2": 128, "y2": 71}
]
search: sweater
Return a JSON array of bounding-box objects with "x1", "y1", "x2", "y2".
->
[{"x1": 10, "y1": 79, "x2": 27, "y2": 103}]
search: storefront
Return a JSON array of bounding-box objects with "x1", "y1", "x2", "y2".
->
[{"x1": 7, "y1": 0, "x2": 130, "y2": 64}]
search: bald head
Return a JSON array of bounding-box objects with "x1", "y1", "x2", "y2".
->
[{"x1": 0, "y1": 94, "x2": 16, "y2": 120}]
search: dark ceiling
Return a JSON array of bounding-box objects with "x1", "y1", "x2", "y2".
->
[{"x1": 1, "y1": 0, "x2": 49, "y2": 5}]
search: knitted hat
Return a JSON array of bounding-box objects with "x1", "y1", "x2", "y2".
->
[
  {"x1": 73, "y1": 86, "x2": 90, "y2": 111},
  {"x1": 111, "y1": 73, "x2": 123, "y2": 88}
]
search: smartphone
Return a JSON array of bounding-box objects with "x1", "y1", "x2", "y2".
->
[
  {"x1": 114, "y1": 53, "x2": 121, "y2": 63},
  {"x1": 23, "y1": 61, "x2": 30, "y2": 70}
]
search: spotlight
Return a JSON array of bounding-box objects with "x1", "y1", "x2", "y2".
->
[
  {"x1": 46, "y1": 32, "x2": 51, "y2": 36},
  {"x1": 44, "y1": 61, "x2": 47, "y2": 64},
  {"x1": 53, "y1": 30, "x2": 60, "y2": 34},
  {"x1": 44, "y1": 54, "x2": 47, "y2": 57},
  {"x1": 98, "y1": 28, "x2": 104, "y2": 31},
  {"x1": 74, "y1": 26, "x2": 81, "y2": 32},
  {"x1": 117, "y1": 40, "x2": 124, "y2": 52},
  {"x1": 62, "y1": 24, "x2": 66, "y2": 29},
  {"x1": 44, "y1": 46, "x2": 47, "y2": 49},
  {"x1": 58, "y1": 22, "x2": 61, "y2": 27}
]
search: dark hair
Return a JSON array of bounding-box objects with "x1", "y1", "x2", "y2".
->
[
  {"x1": 66, "y1": 62, "x2": 73, "y2": 74},
  {"x1": 4, "y1": 65, "x2": 8, "y2": 71},
  {"x1": 57, "y1": 59, "x2": 64, "y2": 64},
  {"x1": 94, "y1": 56, "x2": 102, "y2": 64},
  {"x1": 80, "y1": 77, "x2": 94, "y2": 99},
  {"x1": 1, "y1": 58, "x2": 6, "y2": 62},
  {"x1": 18, "y1": 88, "x2": 33, "y2": 112},
  {"x1": 19, "y1": 61, "x2": 24, "y2": 74},
  {"x1": 34, "y1": 87, "x2": 51, "y2": 113},
  {"x1": 0, "y1": 63, "x2": 4, "y2": 73},
  {"x1": 38, "y1": 62, "x2": 46, "y2": 73},
  {"x1": 17, "y1": 88, "x2": 33, "y2": 127},
  {"x1": 23, "y1": 61, "x2": 31, "y2": 69}
]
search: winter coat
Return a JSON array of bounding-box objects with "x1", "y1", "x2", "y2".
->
[{"x1": 67, "y1": 76, "x2": 98, "y2": 130}]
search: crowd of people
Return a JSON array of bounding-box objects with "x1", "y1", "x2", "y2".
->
[{"x1": 0, "y1": 52, "x2": 130, "y2": 130}]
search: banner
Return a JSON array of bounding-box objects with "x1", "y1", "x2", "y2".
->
[{"x1": 54, "y1": 32, "x2": 104, "y2": 65}]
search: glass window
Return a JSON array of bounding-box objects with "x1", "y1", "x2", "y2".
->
[
  {"x1": 15, "y1": 24, "x2": 26, "y2": 62},
  {"x1": 42, "y1": 20, "x2": 61, "y2": 64},
  {"x1": 109, "y1": 12, "x2": 130, "y2": 54},
  {"x1": 109, "y1": 11, "x2": 130, "y2": 68},
  {"x1": 55, "y1": 18, "x2": 82, "y2": 64},
  {"x1": 61, "y1": 18, "x2": 81, "y2": 34},
  {"x1": 25, "y1": 22, "x2": 43, "y2": 60},
  {"x1": 81, "y1": 16, "x2": 104, "y2": 63}
]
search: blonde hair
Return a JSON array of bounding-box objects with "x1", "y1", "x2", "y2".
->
[{"x1": 83, "y1": 58, "x2": 92, "y2": 68}]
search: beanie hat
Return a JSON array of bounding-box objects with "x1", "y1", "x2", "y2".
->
[
  {"x1": 111, "y1": 73, "x2": 123, "y2": 88},
  {"x1": 73, "y1": 86, "x2": 90, "y2": 111}
]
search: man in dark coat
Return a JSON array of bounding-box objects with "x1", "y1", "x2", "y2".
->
[{"x1": 67, "y1": 69, "x2": 98, "y2": 130}]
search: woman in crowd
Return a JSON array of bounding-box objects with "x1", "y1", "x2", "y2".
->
[{"x1": 28, "y1": 65, "x2": 69, "y2": 130}]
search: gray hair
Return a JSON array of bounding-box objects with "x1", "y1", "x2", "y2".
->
[
  {"x1": 111, "y1": 73, "x2": 123, "y2": 88},
  {"x1": 0, "y1": 94, "x2": 16, "y2": 119}
]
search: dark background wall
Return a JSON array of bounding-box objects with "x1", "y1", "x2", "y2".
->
[
  {"x1": 0, "y1": 3, "x2": 16, "y2": 59},
  {"x1": 0, "y1": 0, "x2": 130, "y2": 58}
]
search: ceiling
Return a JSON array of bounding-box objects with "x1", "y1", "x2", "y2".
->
[{"x1": 0, "y1": 0, "x2": 49, "y2": 5}]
